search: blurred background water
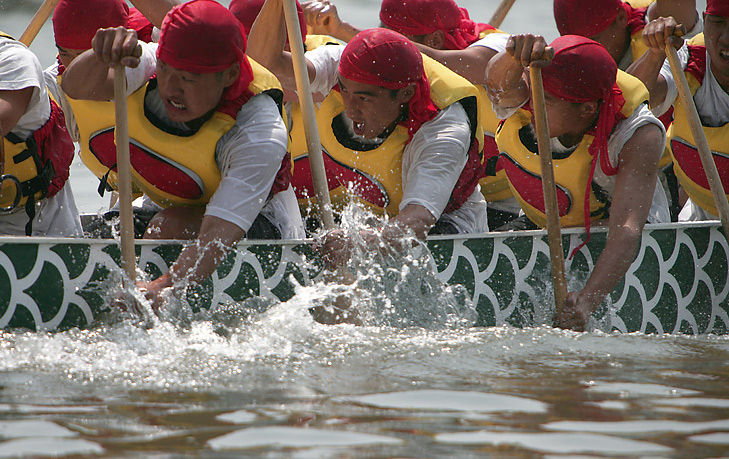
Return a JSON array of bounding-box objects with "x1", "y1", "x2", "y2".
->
[{"x1": 0, "y1": 1, "x2": 726, "y2": 458}]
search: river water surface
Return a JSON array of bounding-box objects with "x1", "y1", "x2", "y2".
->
[{"x1": 1, "y1": 0, "x2": 727, "y2": 457}]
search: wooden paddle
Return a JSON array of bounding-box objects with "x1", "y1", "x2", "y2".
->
[
  {"x1": 113, "y1": 65, "x2": 136, "y2": 287},
  {"x1": 529, "y1": 64, "x2": 568, "y2": 313},
  {"x1": 489, "y1": 0, "x2": 517, "y2": 29},
  {"x1": 282, "y1": 0, "x2": 335, "y2": 231},
  {"x1": 665, "y1": 44, "x2": 729, "y2": 238},
  {"x1": 19, "y1": 0, "x2": 61, "y2": 46}
]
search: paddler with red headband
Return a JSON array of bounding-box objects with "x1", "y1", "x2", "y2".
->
[
  {"x1": 248, "y1": 0, "x2": 488, "y2": 263},
  {"x1": 486, "y1": 34, "x2": 668, "y2": 331},
  {"x1": 631, "y1": 0, "x2": 729, "y2": 222},
  {"x1": 302, "y1": 0, "x2": 518, "y2": 229},
  {"x1": 45, "y1": 0, "x2": 178, "y2": 232},
  {"x1": 0, "y1": 30, "x2": 79, "y2": 236},
  {"x1": 553, "y1": 0, "x2": 700, "y2": 71},
  {"x1": 61, "y1": 0, "x2": 304, "y2": 307}
]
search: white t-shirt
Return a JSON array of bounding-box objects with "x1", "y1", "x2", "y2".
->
[
  {"x1": 305, "y1": 45, "x2": 489, "y2": 233},
  {"x1": 128, "y1": 44, "x2": 304, "y2": 239},
  {"x1": 0, "y1": 37, "x2": 82, "y2": 237}
]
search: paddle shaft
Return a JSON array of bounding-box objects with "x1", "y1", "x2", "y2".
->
[
  {"x1": 19, "y1": 0, "x2": 61, "y2": 46},
  {"x1": 113, "y1": 66, "x2": 136, "y2": 286},
  {"x1": 665, "y1": 45, "x2": 729, "y2": 238},
  {"x1": 282, "y1": 0, "x2": 335, "y2": 231},
  {"x1": 489, "y1": 0, "x2": 517, "y2": 29},
  {"x1": 529, "y1": 66, "x2": 568, "y2": 312}
]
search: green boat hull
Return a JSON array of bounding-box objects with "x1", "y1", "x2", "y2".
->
[{"x1": 0, "y1": 222, "x2": 726, "y2": 333}]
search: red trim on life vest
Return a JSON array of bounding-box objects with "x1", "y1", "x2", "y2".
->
[
  {"x1": 686, "y1": 45, "x2": 707, "y2": 83},
  {"x1": 499, "y1": 153, "x2": 573, "y2": 216},
  {"x1": 292, "y1": 152, "x2": 389, "y2": 208},
  {"x1": 671, "y1": 138, "x2": 729, "y2": 192},
  {"x1": 35, "y1": 99, "x2": 74, "y2": 197}
]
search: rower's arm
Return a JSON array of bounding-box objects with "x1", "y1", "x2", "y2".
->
[
  {"x1": 418, "y1": 45, "x2": 498, "y2": 86},
  {"x1": 139, "y1": 216, "x2": 245, "y2": 306},
  {"x1": 0, "y1": 88, "x2": 32, "y2": 136},
  {"x1": 557, "y1": 123, "x2": 664, "y2": 330},
  {"x1": 626, "y1": 17, "x2": 684, "y2": 110},
  {"x1": 387, "y1": 204, "x2": 437, "y2": 242},
  {"x1": 61, "y1": 27, "x2": 142, "y2": 101},
  {"x1": 129, "y1": 0, "x2": 180, "y2": 28},
  {"x1": 248, "y1": 0, "x2": 317, "y2": 92},
  {"x1": 648, "y1": 0, "x2": 698, "y2": 33},
  {"x1": 485, "y1": 35, "x2": 552, "y2": 117}
]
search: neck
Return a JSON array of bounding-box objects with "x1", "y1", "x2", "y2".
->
[
  {"x1": 710, "y1": 61, "x2": 729, "y2": 94},
  {"x1": 558, "y1": 114, "x2": 598, "y2": 148}
]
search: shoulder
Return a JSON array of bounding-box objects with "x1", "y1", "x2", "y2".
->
[
  {"x1": 468, "y1": 33, "x2": 509, "y2": 53},
  {"x1": 305, "y1": 43, "x2": 344, "y2": 69},
  {"x1": 0, "y1": 38, "x2": 43, "y2": 84},
  {"x1": 223, "y1": 93, "x2": 287, "y2": 147},
  {"x1": 411, "y1": 104, "x2": 471, "y2": 146}
]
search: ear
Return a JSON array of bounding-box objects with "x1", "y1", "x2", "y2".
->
[
  {"x1": 397, "y1": 83, "x2": 417, "y2": 104},
  {"x1": 580, "y1": 101, "x2": 599, "y2": 119},
  {"x1": 424, "y1": 30, "x2": 446, "y2": 49},
  {"x1": 614, "y1": 6, "x2": 628, "y2": 28},
  {"x1": 222, "y1": 62, "x2": 240, "y2": 88}
]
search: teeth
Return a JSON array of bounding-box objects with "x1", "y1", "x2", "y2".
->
[
  {"x1": 169, "y1": 100, "x2": 185, "y2": 109},
  {"x1": 720, "y1": 50, "x2": 729, "y2": 59}
]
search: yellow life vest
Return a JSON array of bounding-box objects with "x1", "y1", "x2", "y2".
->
[
  {"x1": 290, "y1": 54, "x2": 484, "y2": 217},
  {"x1": 668, "y1": 34, "x2": 729, "y2": 216},
  {"x1": 60, "y1": 79, "x2": 121, "y2": 191},
  {"x1": 496, "y1": 71, "x2": 650, "y2": 228},
  {"x1": 1, "y1": 31, "x2": 75, "y2": 225},
  {"x1": 79, "y1": 57, "x2": 283, "y2": 208}
]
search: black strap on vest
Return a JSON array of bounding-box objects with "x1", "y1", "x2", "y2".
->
[{"x1": 5, "y1": 132, "x2": 55, "y2": 235}]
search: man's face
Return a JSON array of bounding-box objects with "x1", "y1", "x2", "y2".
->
[
  {"x1": 56, "y1": 46, "x2": 85, "y2": 68},
  {"x1": 338, "y1": 76, "x2": 412, "y2": 139},
  {"x1": 705, "y1": 13, "x2": 729, "y2": 91},
  {"x1": 542, "y1": 91, "x2": 591, "y2": 142},
  {"x1": 156, "y1": 60, "x2": 228, "y2": 123}
]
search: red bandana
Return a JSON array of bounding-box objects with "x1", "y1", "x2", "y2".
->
[
  {"x1": 157, "y1": 0, "x2": 254, "y2": 103},
  {"x1": 338, "y1": 28, "x2": 439, "y2": 139},
  {"x1": 52, "y1": 0, "x2": 129, "y2": 50},
  {"x1": 542, "y1": 35, "x2": 625, "y2": 255},
  {"x1": 126, "y1": 7, "x2": 155, "y2": 43},
  {"x1": 379, "y1": 0, "x2": 493, "y2": 50},
  {"x1": 554, "y1": 0, "x2": 622, "y2": 37},
  {"x1": 229, "y1": 0, "x2": 307, "y2": 43},
  {"x1": 706, "y1": 0, "x2": 729, "y2": 17}
]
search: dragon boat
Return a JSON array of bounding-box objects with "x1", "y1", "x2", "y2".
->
[{"x1": 0, "y1": 221, "x2": 726, "y2": 334}]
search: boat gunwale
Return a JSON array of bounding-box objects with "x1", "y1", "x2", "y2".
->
[{"x1": 0, "y1": 220, "x2": 721, "y2": 246}]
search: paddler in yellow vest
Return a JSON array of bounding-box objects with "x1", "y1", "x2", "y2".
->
[
  {"x1": 553, "y1": 0, "x2": 701, "y2": 71},
  {"x1": 249, "y1": 0, "x2": 488, "y2": 261},
  {"x1": 45, "y1": 0, "x2": 177, "y2": 216},
  {"x1": 302, "y1": 0, "x2": 518, "y2": 229},
  {"x1": 61, "y1": 0, "x2": 305, "y2": 308},
  {"x1": 630, "y1": 0, "x2": 729, "y2": 221},
  {"x1": 554, "y1": 0, "x2": 702, "y2": 222},
  {"x1": 486, "y1": 34, "x2": 668, "y2": 331},
  {"x1": 0, "y1": 31, "x2": 80, "y2": 236}
]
